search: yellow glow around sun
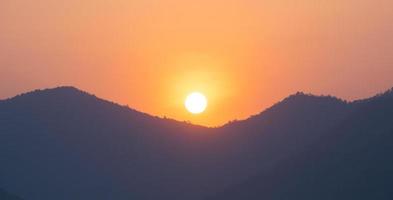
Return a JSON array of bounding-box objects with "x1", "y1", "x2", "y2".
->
[{"x1": 185, "y1": 92, "x2": 207, "y2": 114}]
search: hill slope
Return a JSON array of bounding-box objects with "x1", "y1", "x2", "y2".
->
[
  {"x1": 0, "y1": 87, "x2": 216, "y2": 200},
  {"x1": 1, "y1": 87, "x2": 393, "y2": 200},
  {"x1": 208, "y1": 89, "x2": 393, "y2": 200}
]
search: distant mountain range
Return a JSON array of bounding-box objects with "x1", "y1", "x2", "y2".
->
[{"x1": 1, "y1": 86, "x2": 393, "y2": 200}]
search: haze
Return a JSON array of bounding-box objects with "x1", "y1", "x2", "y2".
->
[{"x1": 1, "y1": 0, "x2": 393, "y2": 126}]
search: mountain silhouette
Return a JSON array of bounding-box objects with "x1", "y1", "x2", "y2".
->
[
  {"x1": 1, "y1": 86, "x2": 393, "y2": 200},
  {"x1": 208, "y1": 89, "x2": 393, "y2": 200}
]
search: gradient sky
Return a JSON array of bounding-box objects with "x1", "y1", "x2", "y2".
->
[{"x1": 1, "y1": 0, "x2": 393, "y2": 126}]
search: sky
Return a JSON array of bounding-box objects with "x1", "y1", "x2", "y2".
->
[{"x1": 1, "y1": 0, "x2": 393, "y2": 126}]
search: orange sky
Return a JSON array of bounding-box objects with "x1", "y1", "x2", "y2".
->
[{"x1": 1, "y1": 0, "x2": 393, "y2": 126}]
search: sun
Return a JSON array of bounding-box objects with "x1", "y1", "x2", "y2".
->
[{"x1": 185, "y1": 92, "x2": 207, "y2": 114}]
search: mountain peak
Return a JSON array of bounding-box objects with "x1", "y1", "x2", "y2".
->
[
  {"x1": 29, "y1": 86, "x2": 85, "y2": 95},
  {"x1": 48, "y1": 86, "x2": 81, "y2": 92},
  {"x1": 284, "y1": 91, "x2": 346, "y2": 103},
  {"x1": 3, "y1": 86, "x2": 91, "y2": 102},
  {"x1": 261, "y1": 91, "x2": 348, "y2": 116},
  {"x1": 223, "y1": 92, "x2": 348, "y2": 127}
]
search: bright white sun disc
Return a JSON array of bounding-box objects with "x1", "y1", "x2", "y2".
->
[{"x1": 185, "y1": 92, "x2": 207, "y2": 114}]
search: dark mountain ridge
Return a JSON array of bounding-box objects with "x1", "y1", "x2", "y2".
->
[
  {"x1": 208, "y1": 88, "x2": 393, "y2": 200},
  {"x1": 1, "y1": 86, "x2": 393, "y2": 200},
  {"x1": 0, "y1": 87, "x2": 214, "y2": 200}
]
